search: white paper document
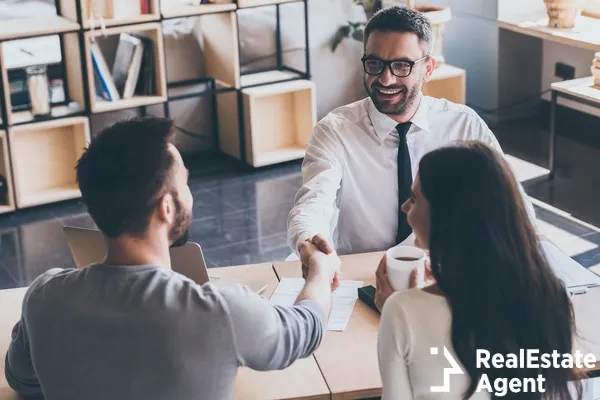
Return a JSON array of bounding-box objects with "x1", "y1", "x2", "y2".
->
[
  {"x1": 541, "y1": 239, "x2": 600, "y2": 289},
  {"x1": 270, "y1": 278, "x2": 363, "y2": 331}
]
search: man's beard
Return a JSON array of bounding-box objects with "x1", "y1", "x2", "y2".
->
[
  {"x1": 365, "y1": 77, "x2": 421, "y2": 115},
  {"x1": 169, "y1": 191, "x2": 192, "y2": 248}
]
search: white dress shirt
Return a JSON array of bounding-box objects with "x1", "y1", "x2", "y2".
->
[
  {"x1": 287, "y1": 95, "x2": 535, "y2": 255},
  {"x1": 378, "y1": 289, "x2": 491, "y2": 400}
]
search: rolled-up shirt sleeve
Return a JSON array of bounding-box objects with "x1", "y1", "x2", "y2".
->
[
  {"x1": 287, "y1": 122, "x2": 343, "y2": 254},
  {"x1": 219, "y1": 284, "x2": 326, "y2": 371}
]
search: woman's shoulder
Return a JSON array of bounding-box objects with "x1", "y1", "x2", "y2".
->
[
  {"x1": 386, "y1": 287, "x2": 448, "y2": 308},
  {"x1": 382, "y1": 288, "x2": 451, "y2": 324}
]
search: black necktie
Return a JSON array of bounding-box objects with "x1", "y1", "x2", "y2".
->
[{"x1": 396, "y1": 122, "x2": 412, "y2": 244}]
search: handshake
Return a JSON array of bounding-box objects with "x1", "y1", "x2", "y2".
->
[{"x1": 298, "y1": 234, "x2": 342, "y2": 292}]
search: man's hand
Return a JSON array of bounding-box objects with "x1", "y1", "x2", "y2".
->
[
  {"x1": 375, "y1": 255, "x2": 395, "y2": 311},
  {"x1": 298, "y1": 240, "x2": 341, "y2": 292},
  {"x1": 300, "y1": 234, "x2": 335, "y2": 279}
]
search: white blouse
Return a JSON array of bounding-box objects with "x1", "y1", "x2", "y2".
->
[{"x1": 377, "y1": 289, "x2": 491, "y2": 399}]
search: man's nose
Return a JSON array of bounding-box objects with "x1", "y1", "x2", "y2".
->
[{"x1": 377, "y1": 66, "x2": 397, "y2": 87}]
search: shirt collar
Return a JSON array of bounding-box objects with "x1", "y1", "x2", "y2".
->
[{"x1": 367, "y1": 95, "x2": 431, "y2": 140}]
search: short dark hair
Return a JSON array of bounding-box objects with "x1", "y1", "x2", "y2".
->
[
  {"x1": 76, "y1": 116, "x2": 177, "y2": 238},
  {"x1": 364, "y1": 6, "x2": 433, "y2": 55}
]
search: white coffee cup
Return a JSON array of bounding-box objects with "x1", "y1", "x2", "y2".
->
[{"x1": 385, "y1": 245, "x2": 427, "y2": 291}]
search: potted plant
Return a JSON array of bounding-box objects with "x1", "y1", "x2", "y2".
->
[
  {"x1": 330, "y1": 0, "x2": 451, "y2": 67},
  {"x1": 543, "y1": 0, "x2": 584, "y2": 29}
]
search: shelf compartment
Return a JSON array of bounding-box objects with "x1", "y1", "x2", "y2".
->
[
  {"x1": 161, "y1": 2, "x2": 237, "y2": 19},
  {"x1": 201, "y1": 11, "x2": 240, "y2": 89},
  {"x1": 11, "y1": 104, "x2": 85, "y2": 126},
  {"x1": 83, "y1": 22, "x2": 167, "y2": 113},
  {"x1": 241, "y1": 79, "x2": 316, "y2": 167},
  {"x1": 8, "y1": 116, "x2": 90, "y2": 208},
  {"x1": 0, "y1": 16, "x2": 80, "y2": 41},
  {"x1": 0, "y1": 33, "x2": 87, "y2": 126},
  {"x1": 0, "y1": 130, "x2": 16, "y2": 214},
  {"x1": 59, "y1": 0, "x2": 160, "y2": 29},
  {"x1": 0, "y1": 42, "x2": 11, "y2": 126},
  {"x1": 237, "y1": 0, "x2": 303, "y2": 8},
  {"x1": 422, "y1": 64, "x2": 466, "y2": 104},
  {"x1": 240, "y1": 69, "x2": 304, "y2": 88}
]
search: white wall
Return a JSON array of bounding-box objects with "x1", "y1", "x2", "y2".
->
[{"x1": 417, "y1": 0, "x2": 502, "y2": 111}]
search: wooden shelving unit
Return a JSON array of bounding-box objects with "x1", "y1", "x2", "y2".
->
[
  {"x1": 237, "y1": 0, "x2": 302, "y2": 8},
  {"x1": 239, "y1": 80, "x2": 315, "y2": 167},
  {"x1": 0, "y1": 130, "x2": 16, "y2": 214},
  {"x1": 240, "y1": 70, "x2": 304, "y2": 88},
  {"x1": 84, "y1": 22, "x2": 167, "y2": 113},
  {"x1": 0, "y1": 16, "x2": 80, "y2": 41},
  {"x1": 161, "y1": 2, "x2": 237, "y2": 19},
  {"x1": 201, "y1": 11, "x2": 241, "y2": 89},
  {"x1": 59, "y1": 0, "x2": 161, "y2": 29},
  {"x1": 422, "y1": 64, "x2": 466, "y2": 104},
  {"x1": 8, "y1": 117, "x2": 90, "y2": 209},
  {"x1": 0, "y1": 0, "x2": 312, "y2": 213},
  {"x1": 0, "y1": 32, "x2": 86, "y2": 126}
]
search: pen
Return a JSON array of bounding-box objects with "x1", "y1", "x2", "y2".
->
[{"x1": 569, "y1": 287, "x2": 588, "y2": 299}]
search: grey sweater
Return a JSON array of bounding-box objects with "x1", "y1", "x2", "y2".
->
[{"x1": 5, "y1": 264, "x2": 326, "y2": 400}]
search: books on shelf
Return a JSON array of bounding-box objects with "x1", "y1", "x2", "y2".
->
[
  {"x1": 91, "y1": 42, "x2": 120, "y2": 101},
  {"x1": 131, "y1": 33, "x2": 156, "y2": 96},
  {"x1": 112, "y1": 33, "x2": 144, "y2": 99},
  {"x1": 91, "y1": 32, "x2": 156, "y2": 103}
]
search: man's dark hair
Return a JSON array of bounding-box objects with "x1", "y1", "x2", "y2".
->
[
  {"x1": 364, "y1": 6, "x2": 433, "y2": 55},
  {"x1": 76, "y1": 116, "x2": 177, "y2": 238}
]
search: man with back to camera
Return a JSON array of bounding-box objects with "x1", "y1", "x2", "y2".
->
[
  {"x1": 287, "y1": 5, "x2": 535, "y2": 259},
  {"x1": 5, "y1": 116, "x2": 341, "y2": 400}
]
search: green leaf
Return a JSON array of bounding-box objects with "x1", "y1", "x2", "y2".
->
[
  {"x1": 351, "y1": 28, "x2": 364, "y2": 42},
  {"x1": 330, "y1": 25, "x2": 351, "y2": 52},
  {"x1": 349, "y1": 21, "x2": 365, "y2": 29}
]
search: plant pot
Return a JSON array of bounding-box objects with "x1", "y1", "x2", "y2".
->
[
  {"x1": 543, "y1": 0, "x2": 583, "y2": 29},
  {"x1": 592, "y1": 52, "x2": 600, "y2": 87},
  {"x1": 416, "y1": 6, "x2": 452, "y2": 67}
]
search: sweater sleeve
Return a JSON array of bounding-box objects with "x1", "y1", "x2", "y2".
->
[
  {"x1": 219, "y1": 284, "x2": 327, "y2": 371},
  {"x1": 378, "y1": 293, "x2": 414, "y2": 400},
  {"x1": 5, "y1": 268, "x2": 64, "y2": 397}
]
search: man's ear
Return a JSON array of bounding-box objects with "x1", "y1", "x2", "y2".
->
[
  {"x1": 157, "y1": 192, "x2": 175, "y2": 224},
  {"x1": 423, "y1": 56, "x2": 437, "y2": 82}
]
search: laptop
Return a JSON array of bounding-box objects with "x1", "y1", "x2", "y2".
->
[{"x1": 63, "y1": 226, "x2": 267, "y2": 294}]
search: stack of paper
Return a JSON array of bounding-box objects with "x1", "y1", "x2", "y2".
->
[
  {"x1": 541, "y1": 239, "x2": 600, "y2": 289},
  {"x1": 270, "y1": 278, "x2": 363, "y2": 331}
]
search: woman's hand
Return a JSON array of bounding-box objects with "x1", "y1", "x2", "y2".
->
[
  {"x1": 375, "y1": 255, "x2": 395, "y2": 311},
  {"x1": 408, "y1": 257, "x2": 436, "y2": 288}
]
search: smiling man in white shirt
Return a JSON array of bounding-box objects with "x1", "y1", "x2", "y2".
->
[{"x1": 287, "y1": 6, "x2": 535, "y2": 257}]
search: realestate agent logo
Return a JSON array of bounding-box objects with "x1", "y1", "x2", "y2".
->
[{"x1": 430, "y1": 347, "x2": 464, "y2": 393}]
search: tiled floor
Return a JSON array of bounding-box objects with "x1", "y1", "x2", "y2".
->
[{"x1": 1, "y1": 112, "x2": 600, "y2": 289}]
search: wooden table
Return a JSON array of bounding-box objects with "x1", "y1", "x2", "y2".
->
[
  {"x1": 275, "y1": 252, "x2": 385, "y2": 400},
  {"x1": 548, "y1": 77, "x2": 600, "y2": 178},
  {"x1": 497, "y1": 13, "x2": 600, "y2": 52},
  {"x1": 2, "y1": 254, "x2": 600, "y2": 400},
  {"x1": 0, "y1": 263, "x2": 330, "y2": 400},
  {"x1": 210, "y1": 263, "x2": 330, "y2": 400},
  {"x1": 275, "y1": 251, "x2": 600, "y2": 399}
]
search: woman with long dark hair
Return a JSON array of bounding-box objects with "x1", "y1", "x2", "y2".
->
[{"x1": 376, "y1": 141, "x2": 585, "y2": 399}]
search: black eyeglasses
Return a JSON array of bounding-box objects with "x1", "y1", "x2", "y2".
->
[{"x1": 361, "y1": 55, "x2": 429, "y2": 77}]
